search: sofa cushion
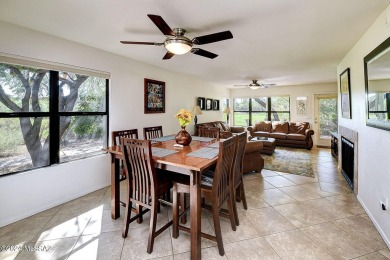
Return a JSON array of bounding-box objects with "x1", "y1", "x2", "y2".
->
[
  {"x1": 272, "y1": 122, "x2": 289, "y2": 134},
  {"x1": 253, "y1": 131, "x2": 270, "y2": 138},
  {"x1": 287, "y1": 134, "x2": 307, "y2": 141},
  {"x1": 269, "y1": 133, "x2": 287, "y2": 139},
  {"x1": 289, "y1": 122, "x2": 309, "y2": 135},
  {"x1": 255, "y1": 121, "x2": 272, "y2": 132}
]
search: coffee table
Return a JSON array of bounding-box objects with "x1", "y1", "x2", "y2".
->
[{"x1": 249, "y1": 136, "x2": 276, "y2": 155}]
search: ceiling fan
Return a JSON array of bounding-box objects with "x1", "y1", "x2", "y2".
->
[
  {"x1": 120, "y1": 14, "x2": 233, "y2": 60},
  {"x1": 234, "y1": 80, "x2": 276, "y2": 90}
]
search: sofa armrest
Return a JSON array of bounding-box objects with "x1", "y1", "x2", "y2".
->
[
  {"x1": 230, "y1": 126, "x2": 245, "y2": 133},
  {"x1": 245, "y1": 140, "x2": 263, "y2": 153},
  {"x1": 247, "y1": 126, "x2": 255, "y2": 135},
  {"x1": 305, "y1": 129, "x2": 314, "y2": 136}
]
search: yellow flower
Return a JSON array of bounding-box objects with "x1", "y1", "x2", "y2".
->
[{"x1": 175, "y1": 109, "x2": 193, "y2": 126}]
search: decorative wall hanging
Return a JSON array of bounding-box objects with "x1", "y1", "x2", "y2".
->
[
  {"x1": 213, "y1": 99, "x2": 220, "y2": 110},
  {"x1": 340, "y1": 68, "x2": 351, "y2": 119},
  {"x1": 206, "y1": 98, "x2": 213, "y2": 110},
  {"x1": 197, "y1": 97, "x2": 206, "y2": 110},
  {"x1": 144, "y1": 78, "x2": 165, "y2": 114},
  {"x1": 296, "y1": 96, "x2": 308, "y2": 115}
]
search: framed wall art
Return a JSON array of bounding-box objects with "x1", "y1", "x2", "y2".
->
[
  {"x1": 197, "y1": 97, "x2": 206, "y2": 110},
  {"x1": 144, "y1": 78, "x2": 165, "y2": 114},
  {"x1": 340, "y1": 68, "x2": 351, "y2": 119},
  {"x1": 296, "y1": 96, "x2": 308, "y2": 115},
  {"x1": 213, "y1": 99, "x2": 220, "y2": 110},
  {"x1": 206, "y1": 98, "x2": 213, "y2": 110}
]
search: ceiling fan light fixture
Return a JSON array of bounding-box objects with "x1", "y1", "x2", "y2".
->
[
  {"x1": 249, "y1": 86, "x2": 260, "y2": 90},
  {"x1": 164, "y1": 38, "x2": 193, "y2": 55}
]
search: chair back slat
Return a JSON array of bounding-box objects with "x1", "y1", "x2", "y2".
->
[
  {"x1": 212, "y1": 136, "x2": 236, "y2": 206},
  {"x1": 198, "y1": 126, "x2": 220, "y2": 139},
  {"x1": 143, "y1": 126, "x2": 163, "y2": 140},
  {"x1": 112, "y1": 129, "x2": 139, "y2": 146},
  {"x1": 122, "y1": 138, "x2": 156, "y2": 207},
  {"x1": 233, "y1": 132, "x2": 247, "y2": 188}
]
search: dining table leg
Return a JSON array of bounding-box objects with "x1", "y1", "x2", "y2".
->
[
  {"x1": 111, "y1": 155, "x2": 120, "y2": 219},
  {"x1": 190, "y1": 170, "x2": 201, "y2": 260}
]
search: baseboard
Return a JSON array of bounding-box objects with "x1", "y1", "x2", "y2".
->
[
  {"x1": 316, "y1": 145, "x2": 331, "y2": 148},
  {"x1": 0, "y1": 182, "x2": 110, "y2": 228},
  {"x1": 357, "y1": 194, "x2": 390, "y2": 248}
]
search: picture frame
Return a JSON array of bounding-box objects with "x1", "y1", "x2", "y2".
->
[
  {"x1": 206, "y1": 98, "x2": 213, "y2": 110},
  {"x1": 144, "y1": 78, "x2": 165, "y2": 114},
  {"x1": 340, "y1": 68, "x2": 351, "y2": 119},
  {"x1": 197, "y1": 97, "x2": 206, "y2": 110},
  {"x1": 213, "y1": 99, "x2": 220, "y2": 110},
  {"x1": 296, "y1": 96, "x2": 307, "y2": 115}
]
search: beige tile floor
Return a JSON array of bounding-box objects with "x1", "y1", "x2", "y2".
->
[{"x1": 1, "y1": 148, "x2": 389, "y2": 260}]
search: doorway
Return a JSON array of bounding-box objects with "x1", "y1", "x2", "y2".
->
[{"x1": 314, "y1": 94, "x2": 338, "y2": 147}]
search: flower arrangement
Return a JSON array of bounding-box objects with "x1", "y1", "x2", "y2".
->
[{"x1": 175, "y1": 109, "x2": 193, "y2": 127}]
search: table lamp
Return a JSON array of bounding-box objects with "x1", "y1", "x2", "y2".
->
[
  {"x1": 192, "y1": 105, "x2": 203, "y2": 125},
  {"x1": 223, "y1": 107, "x2": 231, "y2": 124}
]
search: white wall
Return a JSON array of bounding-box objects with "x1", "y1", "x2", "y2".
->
[
  {"x1": 0, "y1": 21, "x2": 229, "y2": 227},
  {"x1": 231, "y1": 82, "x2": 338, "y2": 145},
  {"x1": 337, "y1": 6, "x2": 390, "y2": 247}
]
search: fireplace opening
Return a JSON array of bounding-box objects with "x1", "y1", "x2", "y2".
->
[{"x1": 341, "y1": 136, "x2": 354, "y2": 190}]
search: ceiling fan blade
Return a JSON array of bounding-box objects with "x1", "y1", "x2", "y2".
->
[
  {"x1": 233, "y1": 84, "x2": 249, "y2": 87},
  {"x1": 192, "y1": 31, "x2": 233, "y2": 45},
  {"x1": 162, "y1": 52, "x2": 175, "y2": 60},
  {"x1": 147, "y1": 14, "x2": 175, "y2": 36},
  {"x1": 191, "y1": 48, "x2": 218, "y2": 59},
  {"x1": 261, "y1": 83, "x2": 276, "y2": 88},
  {"x1": 120, "y1": 41, "x2": 162, "y2": 45}
]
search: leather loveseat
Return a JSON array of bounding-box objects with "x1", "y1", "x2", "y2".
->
[
  {"x1": 247, "y1": 121, "x2": 314, "y2": 149},
  {"x1": 195, "y1": 121, "x2": 245, "y2": 139}
]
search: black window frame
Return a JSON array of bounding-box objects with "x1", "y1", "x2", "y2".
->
[
  {"x1": 233, "y1": 96, "x2": 290, "y2": 126},
  {"x1": 0, "y1": 66, "x2": 109, "y2": 177}
]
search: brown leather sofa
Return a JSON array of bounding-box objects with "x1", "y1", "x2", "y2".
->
[
  {"x1": 247, "y1": 121, "x2": 314, "y2": 149},
  {"x1": 243, "y1": 140, "x2": 264, "y2": 174},
  {"x1": 195, "y1": 121, "x2": 245, "y2": 139}
]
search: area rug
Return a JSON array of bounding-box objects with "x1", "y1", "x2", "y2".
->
[{"x1": 262, "y1": 147, "x2": 314, "y2": 177}]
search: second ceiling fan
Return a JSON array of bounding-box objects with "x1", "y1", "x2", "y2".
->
[
  {"x1": 234, "y1": 80, "x2": 276, "y2": 90},
  {"x1": 121, "y1": 14, "x2": 233, "y2": 60}
]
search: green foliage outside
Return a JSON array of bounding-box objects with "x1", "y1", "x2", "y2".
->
[
  {"x1": 319, "y1": 98, "x2": 338, "y2": 136},
  {"x1": 0, "y1": 64, "x2": 106, "y2": 172}
]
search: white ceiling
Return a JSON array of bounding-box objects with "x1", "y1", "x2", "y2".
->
[{"x1": 0, "y1": 0, "x2": 388, "y2": 88}]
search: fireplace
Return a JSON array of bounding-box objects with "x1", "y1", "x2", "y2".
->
[
  {"x1": 341, "y1": 137, "x2": 354, "y2": 190},
  {"x1": 338, "y1": 126, "x2": 358, "y2": 195}
]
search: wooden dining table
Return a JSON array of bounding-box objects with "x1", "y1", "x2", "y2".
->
[{"x1": 103, "y1": 138, "x2": 218, "y2": 260}]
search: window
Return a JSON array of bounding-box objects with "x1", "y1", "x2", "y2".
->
[
  {"x1": 233, "y1": 96, "x2": 290, "y2": 126},
  {"x1": 0, "y1": 62, "x2": 109, "y2": 176}
]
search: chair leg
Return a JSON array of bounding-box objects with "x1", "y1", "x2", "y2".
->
[
  {"x1": 180, "y1": 193, "x2": 187, "y2": 224},
  {"x1": 136, "y1": 204, "x2": 143, "y2": 224},
  {"x1": 231, "y1": 190, "x2": 240, "y2": 227},
  {"x1": 227, "y1": 194, "x2": 237, "y2": 230},
  {"x1": 212, "y1": 203, "x2": 225, "y2": 256},
  {"x1": 240, "y1": 179, "x2": 248, "y2": 210},
  {"x1": 122, "y1": 200, "x2": 132, "y2": 238},
  {"x1": 172, "y1": 184, "x2": 179, "y2": 239},
  {"x1": 147, "y1": 202, "x2": 158, "y2": 254}
]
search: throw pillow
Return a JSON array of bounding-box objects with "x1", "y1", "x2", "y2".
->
[{"x1": 272, "y1": 122, "x2": 289, "y2": 133}]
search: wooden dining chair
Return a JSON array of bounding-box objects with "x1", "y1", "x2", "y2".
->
[
  {"x1": 111, "y1": 129, "x2": 138, "y2": 187},
  {"x1": 143, "y1": 126, "x2": 163, "y2": 140},
  {"x1": 172, "y1": 136, "x2": 237, "y2": 256},
  {"x1": 111, "y1": 129, "x2": 142, "y2": 219},
  {"x1": 121, "y1": 138, "x2": 173, "y2": 254},
  {"x1": 230, "y1": 132, "x2": 248, "y2": 226},
  {"x1": 198, "y1": 126, "x2": 220, "y2": 139},
  {"x1": 112, "y1": 129, "x2": 139, "y2": 147}
]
